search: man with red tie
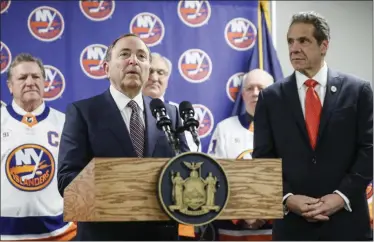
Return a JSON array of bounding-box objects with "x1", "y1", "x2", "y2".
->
[{"x1": 252, "y1": 11, "x2": 373, "y2": 240}]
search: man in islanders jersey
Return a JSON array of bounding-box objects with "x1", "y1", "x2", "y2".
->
[
  {"x1": 208, "y1": 69, "x2": 274, "y2": 241},
  {"x1": 1, "y1": 53, "x2": 76, "y2": 241},
  {"x1": 143, "y1": 52, "x2": 201, "y2": 152}
]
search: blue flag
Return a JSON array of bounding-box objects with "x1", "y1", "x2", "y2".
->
[{"x1": 232, "y1": 2, "x2": 284, "y2": 116}]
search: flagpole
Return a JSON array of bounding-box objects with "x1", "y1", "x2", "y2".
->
[{"x1": 257, "y1": 1, "x2": 264, "y2": 70}]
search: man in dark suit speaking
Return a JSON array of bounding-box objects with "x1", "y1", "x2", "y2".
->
[
  {"x1": 252, "y1": 11, "x2": 373, "y2": 240},
  {"x1": 57, "y1": 33, "x2": 189, "y2": 240}
]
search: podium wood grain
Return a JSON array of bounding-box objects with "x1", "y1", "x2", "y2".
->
[{"x1": 64, "y1": 158, "x2": 283, "y2": 222}]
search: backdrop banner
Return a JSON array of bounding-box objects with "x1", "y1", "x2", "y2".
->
[{"x1": 1, "y1": 0, "x2": 265, "y2": 152}]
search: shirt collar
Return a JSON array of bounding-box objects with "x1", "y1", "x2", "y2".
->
[
  {"x1": 109, "y1": 85, "x2": 144, "y2": 112},
  {"x1": 296, "y1": 61, "x2": 328, "y2": 89},
  {"x1": 12, "y1": 100, "x2": 45, "y2": 116}
]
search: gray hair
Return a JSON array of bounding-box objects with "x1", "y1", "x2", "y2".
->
[
  {"x1": 151, "y1": 52, "x2": 172, "y2": 75},
  {"x1": 7, "y1": 53, "x2": 45, "y2": 82},
  {"x1": 290, "y1": 11, "x2": 330, "y2": 45}
]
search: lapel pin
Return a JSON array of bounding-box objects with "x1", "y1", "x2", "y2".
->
[{"x1": 331, "y1": 86, "x2": 337, "y2": 93}]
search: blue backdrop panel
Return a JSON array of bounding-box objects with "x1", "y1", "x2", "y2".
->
[{"x1": 1, "y1": 0, "x2": 263, "y2": 152}]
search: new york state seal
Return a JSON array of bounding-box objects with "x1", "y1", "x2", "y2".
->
[{"x1": 158, "y1": 152, "x2": 229, "y2": 226}]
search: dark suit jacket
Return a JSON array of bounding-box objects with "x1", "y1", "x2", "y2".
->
[
  {"x1": 252, "y1": 69, "x2": 373, "y2": 240},
  {"x1": 57, "y1": 89, "x2": 190, "y2": 241}
]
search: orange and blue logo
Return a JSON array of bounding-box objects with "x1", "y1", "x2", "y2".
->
[
  {"x1": 28, "y1": 6, "x2": 65, "y2": 42},
  {"x1": 224, "y1": 17, "x2": 257, "y2": 51},
  {"x1": 43, "y1": 65, "x2": 66, "y2": 101},
  {"x1": 193, "y1": 104, "x2": 214, "y2": 138},
  {"x1": 178, "y1": 49, "x2": 212, "y2": 83},
  {"x1": 6, "y1": 144, "x2": 55, "y2": 192},
  {"x1": 79, "y1": 0, "x2": 115, "y2": 22},
  {"x1": 1, "y1": 41, "x2": 12, "y2": 74},
  {"x1": 129, "y1": 12, "x2": 165, "y2": 47},
  {"x1": 226, "y1": 72, "x2": 245, "y2": 102},
  {"x1": 80, "y1": 44, "x2": 108, "y2": 79},
  {"x1": 1, "y1": 0, "x2": 11, "y2": 14},
  {"x1": 236, "y1": 149, "x2": 253, "y2": 160},
  {"x1": 177, "y1": 0, "x2": 211, "y2": 28}
]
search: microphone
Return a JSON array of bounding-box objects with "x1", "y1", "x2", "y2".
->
[
  {"x1": 179, "y1": 101, "x2": 200, "y2": 150},
  {"x1": 149, "y1": 98, "x2": 180, "y2": 155}
]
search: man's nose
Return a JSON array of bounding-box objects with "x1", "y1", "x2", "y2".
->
[
  {"x1": 289, "y1": 42, "x2": 301, "y2": 53},
  {"x1": 25, "y1": 76, "x2": 35, "y2": 85},
  {"x1": 128, "y1": 54, "x2": 138, "y2": 65},
  {"x1": 149, "y1": 72, "x2": 158, "y2": 82},
  {"x1": 253, "y1": 87, "x2": 260, "y2": 96}
]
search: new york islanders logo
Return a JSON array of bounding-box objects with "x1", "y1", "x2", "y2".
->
[
  {"x1": 193, "y1": 104, "x2": 214, "y2": 138},
  {"x1": 80, "y1": 44, "x2": 107, "y2": 79},
  {"x1": 177, "y1": 0, "x2": 211, "y2": 27},
  {"x1": 1, "y1": 41, "x2": 12, "y2": 74},
  {"x1": 225, "y1": 18, "x2": 257, "y2": 51},
  {"x1": 1, "y1": 0, "x2": 11, "y2": 14},
  {"x1": 226, "y1": 72, "x2": 245, "y2": 102},
  {"x1": 79, "y1": 0, "x2": 115, "y2": 21},
  {"x1": 6, "y1": 144, "x2": 55, "y2": 192},
  {"x1": 28, "y1": 6, "x2": 65, "y2": 42},
  {"x1": 43, "y1": 65, "x2": 65, "y2": 101},
  {"x1": 236, "y1": 149, "x2": 253, "y2": 159},
  {"x1": 129, "y1": 12, "x2": 165, "y2": 47},
  {"x1": 178, "y1": 49, "x2": 212, "y2": 83}
]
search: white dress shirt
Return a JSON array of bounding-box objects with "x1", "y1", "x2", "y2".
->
[
  {"x1": 284, "y1": 62, "x2": 352, "y2": 213},
  {"x1": 109, "y1": 85, "x2": 145, "y2": 132}
]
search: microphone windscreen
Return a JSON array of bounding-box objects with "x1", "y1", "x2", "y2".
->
[
  {"x1": 150, "y1": 98, "x2": 166, "y2": 117},
  {"x1": 179, "y1": 101, "x2": 193, "y2": 116}
]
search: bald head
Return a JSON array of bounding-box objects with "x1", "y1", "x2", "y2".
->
[{"x1": 242, "y1": 69, "x2": 274, "y2": 116}]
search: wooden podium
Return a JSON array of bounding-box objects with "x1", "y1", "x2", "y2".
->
[{"x1": 63, "y1": 157, "x2": 284, "y2": 222}]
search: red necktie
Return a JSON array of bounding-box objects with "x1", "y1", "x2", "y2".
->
[{"x1": 304, "y1": 79, "x2": 322, "y2": 149}]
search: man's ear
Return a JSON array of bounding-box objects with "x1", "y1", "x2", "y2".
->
[
  {"x1": 320, "y1": 40, "x2": 329, "y2": 56},
  {"x1": 103, "y1": 62, "x2": 109, "y2": 78}
]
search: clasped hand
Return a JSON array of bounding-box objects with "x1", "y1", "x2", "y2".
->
[{"x1": 286, "y1": 194, "x2": 345, "y2": 222}]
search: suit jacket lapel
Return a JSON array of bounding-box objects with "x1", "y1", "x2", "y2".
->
[
  {"x1": 143, "y1": 96, "x2": 162, "y2": 156},
  {"x1": 316, "y1": 69, "x2": 342, "y2": 146},
  {"x1": 102, "y1": 90, "x2": 137, "y2": 157},
  {"x1": 282, "y1": 74, "x2": 310, "y2": 145}
]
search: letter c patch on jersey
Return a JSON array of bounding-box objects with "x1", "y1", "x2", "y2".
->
[{"x1": 5, "y1": 144, "x2": 55, "y2": 192}]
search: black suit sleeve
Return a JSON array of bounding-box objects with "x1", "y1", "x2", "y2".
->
[
  {"x1": 57, "y1": 103, "x2": 93, "y2": 197},
  {"x1": 172, "y1": 105, "x2": 190, "y2": 153},
  {"x1": 337, "y1": 82, "x2": 373, "y2": 198},
  {"x1": 252, "y1": 90, "x2": 293, "y2": 196}
]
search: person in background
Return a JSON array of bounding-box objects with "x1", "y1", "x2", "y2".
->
[
  {"x1": 207, "y1": 68, "x2": 274, "y2": 241},
  {"x1": 1, "y1": 53, "x2": 76, "y2": 241},
  {"x1": 253, "y1": 11, "x2": 373, "y2": 240},
  {"x1": 143, "y1": 52, "x2": 201, "y2": 152}
]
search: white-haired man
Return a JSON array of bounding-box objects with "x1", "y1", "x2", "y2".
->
[
  {"x1": 143, "y1": 52, "x2": 201, "y2": 152},
  {"x1": 208, "y1": 68, "x2": 274, "y2": 241}
]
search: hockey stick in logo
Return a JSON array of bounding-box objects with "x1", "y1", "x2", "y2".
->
[
  {"x1": 89, "y1": 59, "x2": 104, "y2": 72},
  {"x1": 89, "y1": 1, "x2": 105, "y2": 13},
  {"x1": 21, "y1": 150, "x2": 44, "y2": 181},
  {"x1": 187, "y1": 1, "x2": 203, "y2": 19},
  {"x1": 139, "y1": 17, "x2": 157, "y2": 39},
  {"x1": 188, "y1": 52, "x2": 205, "y2": 76},
  {"x1": 234, "y1": 22, "x2": 250, "y2": 44},
  {"x1": 39, "y1": 12, "x2": 57, "y2": 33},
  {"x1": 44, "y1": 70, "x2": 57, "y2": 92}
]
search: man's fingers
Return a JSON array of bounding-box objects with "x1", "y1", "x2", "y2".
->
[
  {"x1": 306, "y1": 197, "x2": 320, "y2": 204},
  {"x1": 302, "y1": 205, "x2": 327, "y2": 218},
  {"x1": 300, "y1": 201, "x2": 323, "y2": 213},
  {"x1": 313, "y1": 214, "x2": 329, "y2": 221}
]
